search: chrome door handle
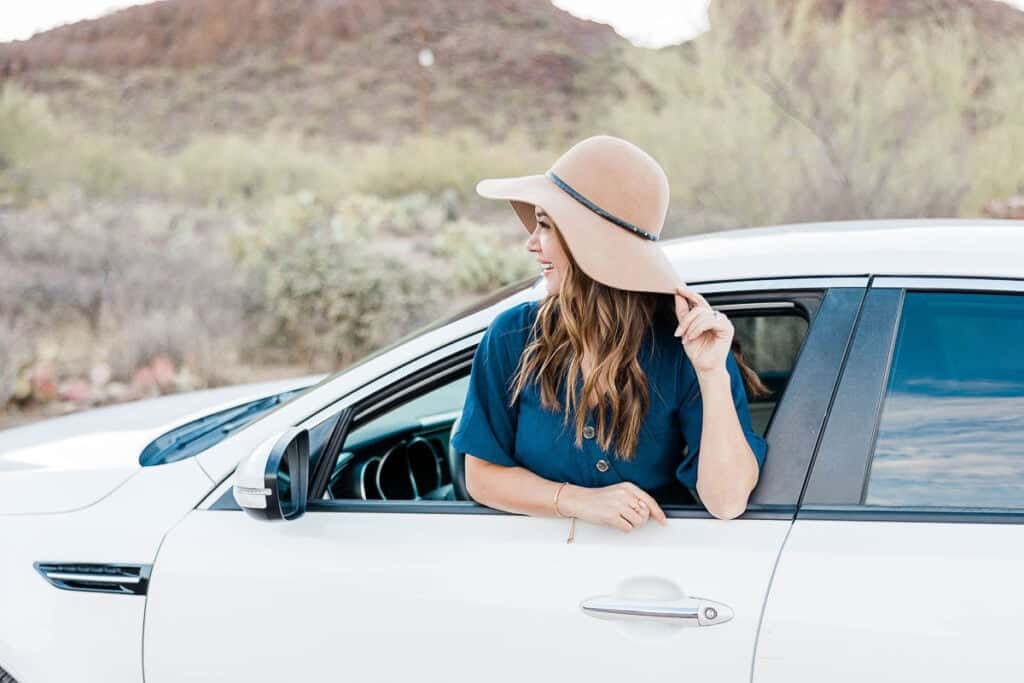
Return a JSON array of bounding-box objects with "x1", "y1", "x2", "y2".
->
[{"x1": 580, "y1": 595, "x2": 734, "y2": 627}]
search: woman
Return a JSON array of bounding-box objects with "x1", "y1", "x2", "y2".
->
[{"x1": 450, "y1": 135, "x2": 769, "y2": 532}]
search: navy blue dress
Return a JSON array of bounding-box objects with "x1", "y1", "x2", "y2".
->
[{"x1": 450, "y1": 300, "x2": 768, "y2": 499}]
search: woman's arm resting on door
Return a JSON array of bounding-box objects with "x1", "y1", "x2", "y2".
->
[
  {"x1": 465, "y1": 454, "x2": 667, "y2": 531},
  {"x1": 464, "y1": 454, "x2": 566, "y2": 517}
]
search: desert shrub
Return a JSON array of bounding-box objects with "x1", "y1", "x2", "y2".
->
[
  {"x1": 582, "y1": 0, "x2": 1024, "y2": 232},
  {"x1": 348, "y1": 128, "x2": 550, "y2": 198},
  {"x1": 235, "y1": 194, "x2": 454, "y2": 368},
  {"x1": 432, "y1": 218, "x2": 536, "y2": 293},
  {"x1": 0, "y1": 83, "x2": 171, "y2": 202},
  {"x1": 329, "y1": 191, "x2": 451, "y2": 238},
  {"x1": 172, "y1": 134, "x2": 350, "y2": 206},
  {"x1": 0, "y1": 197, "x2": 248, "y2": 385}
]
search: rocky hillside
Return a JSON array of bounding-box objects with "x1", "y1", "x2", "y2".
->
[
  {"x1": 0, "y1": 0, "x2": 626, "y2": 149},
  {"x1": 0, "y1": 0, "x2": 619, "y2": 70}
]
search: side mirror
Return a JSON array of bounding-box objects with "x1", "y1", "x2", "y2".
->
[{"x1": 233, "y1": 427, "x2": 309, "y2": 520}]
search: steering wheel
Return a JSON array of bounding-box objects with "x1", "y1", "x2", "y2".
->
[{"x1": 447, "y1": 412, "x2": 471, "y2": 501}]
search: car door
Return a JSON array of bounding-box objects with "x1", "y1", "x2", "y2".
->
[
  {"x1": 143, "y1": 279, "x2": 865, "y2": 683},
  {"x1": 755, "y1": 278, "x2": 1024, "y2": 682}
]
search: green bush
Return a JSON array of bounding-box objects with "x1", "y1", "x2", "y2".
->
[
  {"x1": 432, "y1": 218, "x2": 536, "y2": 293},
  {"x1": 235, "y1": 194, "x2": 455, "y2": 368},
  {"x1": 348, "y1": 128, "x2": 550, "y2": 198},
  {"x1": 173, "y1": 134, "x2": 350, "y2": 206},
  {"x1": 0, "y1": 83, "x2": 170, "y2": 202}
]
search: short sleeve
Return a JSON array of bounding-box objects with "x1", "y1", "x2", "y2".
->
[
  {"x1": 675, "y1": 351, "x2": 769, "y2": 490},
  {"x1": 449, "y1": 307, "x2": 528, "y2": 468}
]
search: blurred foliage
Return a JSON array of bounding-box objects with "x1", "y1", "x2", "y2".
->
[
  {"x1": 0, "y1": 196, "x2": 248, "y2": 386},
  {"x1": 0, "y1": 86, "x2": 552, "y2": 208},
  {"x1": 433, "y1": 218, "x2": 536, "y2": 293},
  {"x1": 232, "y1": 193, "x2": 453, "y2": 367},
  {"x1": 0, "y1": 86, "x2": 169, "y2": 201},
  {"x1": 580, "y1": 0, "x2": 1024, "y2": 234},
  {"x1": 174, "y1": 134, "x2": 350, "y2": 206},
  {"x1": 349, "y1": 129, "x2": 550, "y2": 198}
]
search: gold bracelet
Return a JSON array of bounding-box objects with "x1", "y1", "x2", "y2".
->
[{"x1": 553, "y1": 482, "x2": 569, "y2": 518}]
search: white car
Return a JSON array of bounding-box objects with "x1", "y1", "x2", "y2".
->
[{"x1": 2, "y1": 218, "x2": 1023, "y2": 683}]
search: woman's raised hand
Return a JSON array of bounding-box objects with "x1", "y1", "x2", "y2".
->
[
  {"x1": 674, "y1": 286, "x2": 734, "y2": 374},
  {"x1": 560, "y1": 481, "x2": 667, "y2": 532}
]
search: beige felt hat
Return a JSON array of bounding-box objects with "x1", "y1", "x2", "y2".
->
[{"x1": 476, "y1": 135, "x2": 684, "y2": 294}]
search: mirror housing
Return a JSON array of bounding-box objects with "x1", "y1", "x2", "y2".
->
[{"x1": 233, "y1": 427, "x2": 309, "y2": 520}]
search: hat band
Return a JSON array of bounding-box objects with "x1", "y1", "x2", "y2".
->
[{"x1": 545, "y1": 171, "x2": 658, "y2": 241}]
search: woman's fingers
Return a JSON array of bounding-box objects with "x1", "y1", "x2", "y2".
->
[
  {"x1": 620, "y1": 506, "x2": 645, "y2": 529},
  {"x1": 611, "y1": 515, "x2": 633, "y2": 532},
  {"x1": 625, "y1": 483, "x2": 668, "y2": 525},
  {"x1": 675, "y1": 286, "x2": 711, "y2": 311},
  {"x1": 673, "y1": 305, "x2": 705, "y2": 337},
  {"x1": 684, "y1": 311, "x2": 722, "y2": 342},
  {"x1": 587, "y1": 483, "x2": 669, "y2": 532},
  {"x1": 678, "y1": 308, "x2": 716, "y2": 340},
  {"x1": 674, "y1": 291, "x2": 692, "y2": 320},
  {"x1": 638, "y1": 492, "x2": 668, "y2": 525}
]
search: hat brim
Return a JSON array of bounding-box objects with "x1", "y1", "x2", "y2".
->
[{"x1": 477, "y1": 175, "x2": 684, "y2": 295}]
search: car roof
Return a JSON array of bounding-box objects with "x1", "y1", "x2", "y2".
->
[{"x1": 661, "y1": 219, "x2": 1024, "y2": 284}]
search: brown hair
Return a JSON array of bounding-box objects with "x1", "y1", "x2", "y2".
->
[{"x1": 507, "y1": 224, "x2": 771, "y2": 461}]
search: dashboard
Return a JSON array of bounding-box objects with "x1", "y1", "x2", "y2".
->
[{"x1": 325, "y1": 411, "x2": 459, "y2": 501}]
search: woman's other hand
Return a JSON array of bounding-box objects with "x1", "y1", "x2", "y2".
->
[
  {"x1": 560, "y1": 482, "x2": 668, "y2": 532},
  {"x1": 673, "y1": 286, "x2": 734, "y2": 375}
]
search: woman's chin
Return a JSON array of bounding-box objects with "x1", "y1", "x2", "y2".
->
[{"x1": 542, "y1": 271, "x2": 560, "y2": 293}]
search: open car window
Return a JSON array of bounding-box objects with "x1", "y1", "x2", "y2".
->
[{"x1": 311, "y1": 304, "x2": 809, "y2": 509}]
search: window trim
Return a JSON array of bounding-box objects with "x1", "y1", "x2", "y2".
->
[
  {"x1": 872, "y1": 276, "x2": 1024, "y2": 293},
  {"x1": 801, "y1": 277, "x2": 1024, "y2": 521},
  {"x1": 303, "y1": 499, "x2": 798, "y2": 520}
]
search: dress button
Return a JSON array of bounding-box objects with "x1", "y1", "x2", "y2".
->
[
  {"x1": 596, "y1": 459, "x2": 609, "y2": 473},
  {"x1": 582, "y1": 425, "x2": 596, "y2": 439}
]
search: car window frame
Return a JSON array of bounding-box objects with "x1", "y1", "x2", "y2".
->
[
  {"x1": 210, "y1": 277, "x2": 867, "y2": 518},
  {"x1": 800, "y1": 275, "x2": 1024, "y2": 524}
]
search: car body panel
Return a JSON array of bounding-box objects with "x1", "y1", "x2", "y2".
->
[
  {"x1": 755, "y1": 519, "x2": 1024, "y2": 682},
  {"x1": 145, "y1": 509, "x2": 792, "y2": 683},
  {"x1": 663, "y1": 219, "x2": 1024, "y2": 282},
  {"x1": 0, "y1": 458, "x2": 211, "y2": 683},
  {"x1": 0, "y1": 375, "x2": 321, "y2": 515},
  {"x1": 754, "y1": 275, "x2": 1024, "y2": 681}
]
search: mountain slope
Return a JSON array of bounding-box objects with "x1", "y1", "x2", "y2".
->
[{"x1": 0, "y1": 0, "x2": 626, "y2": 148}]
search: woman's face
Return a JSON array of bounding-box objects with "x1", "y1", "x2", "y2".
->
[{"x1": 526, "y1": 205, "x2": 570, "y2": 293}]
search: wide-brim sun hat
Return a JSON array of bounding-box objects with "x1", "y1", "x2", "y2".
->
[{"x1": 476, "y1": 135, "x2": 684, "y2": 294}]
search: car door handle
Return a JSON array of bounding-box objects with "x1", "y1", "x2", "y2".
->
[{"x1": 579, "y1": 595, "x2": 734, "y2": 627}]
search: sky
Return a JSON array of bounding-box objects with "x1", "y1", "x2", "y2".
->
[{"x1": 1, "y1": 0, "x2": 1023, "y2": 46}]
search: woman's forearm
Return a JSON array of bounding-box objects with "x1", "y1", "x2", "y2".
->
[
  {"x1": 693, "y1": 366, "x2": 760, "y2": 519},
  {"x1": 464, "y1": 454, "x2": 565, "y2": 517}
]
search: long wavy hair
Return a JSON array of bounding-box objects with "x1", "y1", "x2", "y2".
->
[{"x1": 507, "y1": 223, "x2": 770, "y2": 461}]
